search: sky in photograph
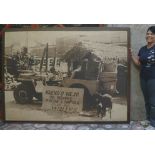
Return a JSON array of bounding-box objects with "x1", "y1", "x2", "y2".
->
[
  {"x1": 5, "y1": 30, "x2": 128, "y2": 58},
  {"x1": 5, "y1": 30, "x2": 127, "y2": 48}
]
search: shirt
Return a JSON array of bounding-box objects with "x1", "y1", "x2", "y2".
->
[{"x1": 138, "y1": 45, "x2": 155, "y2": 80}]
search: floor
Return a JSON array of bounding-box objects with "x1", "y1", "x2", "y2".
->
[{"x1": 0, "y1": 121, "x2": 154, "y2": 130}]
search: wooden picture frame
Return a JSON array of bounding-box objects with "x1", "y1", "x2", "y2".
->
[{"x1": 3, "y1": 27, "x2": 130, "y2": 122}]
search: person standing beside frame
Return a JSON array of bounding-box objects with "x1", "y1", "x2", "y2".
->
[{"x1": 130, "y1": 26, "x2": 155, "y2": 129}]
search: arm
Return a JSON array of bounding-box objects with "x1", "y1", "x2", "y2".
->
[
  {"x1": 131, "y1": 55, "x2": 140, "y2": 66},
  {"x1": 129, "y1": 48, "x2": 141, "y2": 66}
]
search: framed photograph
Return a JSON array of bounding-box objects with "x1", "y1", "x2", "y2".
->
[{"x1": 3, "y1": 27, "x2": 130, "y2": 122}]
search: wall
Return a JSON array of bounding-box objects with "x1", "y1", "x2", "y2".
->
[{"x1": 108, "y1": 24, "x2": 154, "y2": 120}]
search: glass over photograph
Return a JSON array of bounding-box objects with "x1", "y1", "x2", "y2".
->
[{"x1": 4, "y1": 28, "x2": 130, "y2": 122}]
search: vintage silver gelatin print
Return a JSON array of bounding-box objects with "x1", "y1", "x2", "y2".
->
[{"x1": 4, "y1": 28, "x2": 130, "y2": 122}]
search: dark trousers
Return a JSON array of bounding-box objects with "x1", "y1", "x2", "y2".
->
[{"x1": 140, "y1": 78, "x2": 155, "y2": 127}]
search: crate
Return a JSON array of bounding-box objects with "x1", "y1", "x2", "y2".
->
[
  {"x1": 104, "y1": 62, "x2": 117, "y2": 72},
  {"x1": 98, "y1": 72, "x2": 117, "y2": 94},
  {"x1": 99, "y1": 72, "x2": 117, "y2": 81}
]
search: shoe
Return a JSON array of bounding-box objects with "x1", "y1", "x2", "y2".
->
[
  {"x1": 145, "y1": 125, "x2": 155, "y2": 130},
  {"x1": 140, "y1": 120, "x2": 150, "y2": 127}
]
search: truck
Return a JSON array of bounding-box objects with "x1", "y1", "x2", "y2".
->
[{"x1": 11, "y1": 43, "x2": 126, "y2": 111}]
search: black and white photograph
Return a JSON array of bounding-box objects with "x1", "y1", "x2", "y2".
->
[{"x1": 4, "y1": 28, "x2": 130, "y2": 122}]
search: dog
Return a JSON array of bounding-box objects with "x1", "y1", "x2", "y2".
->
[
  {"x1": 95, "y1": 93, "x2": 112, "y2": 118},
  {"x1": 97, "y1": 102, "x2": 106, "y2": 117}
]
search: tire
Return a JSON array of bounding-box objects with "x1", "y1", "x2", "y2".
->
[
  {"x1": 35, "y1": 93, "x2": 42, "y2": 101},
  {"x1": 13, "y1": 84, "x2": 34, "y2": 104}
]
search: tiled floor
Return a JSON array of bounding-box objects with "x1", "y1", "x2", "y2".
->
[{"x1": 0, "y1": 121, "x2": 154, "y2": 130}]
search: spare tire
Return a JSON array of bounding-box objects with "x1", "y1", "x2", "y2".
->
[{"x1": 13, "y1": 84, "x2": 34, "y2": 104}]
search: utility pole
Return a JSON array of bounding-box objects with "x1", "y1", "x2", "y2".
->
[
  {"x1": 46, "y1": 43, "x2": 48, "y2": 75},
  {"x1": 54, "y1": 46, "x2": 57, "y2": 69}
]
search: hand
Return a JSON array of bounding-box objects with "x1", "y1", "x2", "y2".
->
[
  {"x1": 129, "y1": 48, "x2": 140, "y2": 66},
  {"x1": 129, "y1": 48, "x2": 134, "y2": 58}
]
